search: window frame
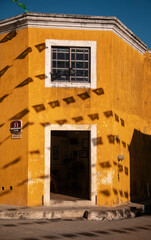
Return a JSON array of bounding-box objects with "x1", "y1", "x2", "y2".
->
[
  {"x1": 51, "y1": 46, "x2": 90, "y2": 83},
  {"x1": 45, "y1": 40, "x2": 96, "y2": 88}
]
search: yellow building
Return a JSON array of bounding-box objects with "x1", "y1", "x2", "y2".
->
[{"x1": 0, "y1": 13, "x2": 151, "y2": 207}]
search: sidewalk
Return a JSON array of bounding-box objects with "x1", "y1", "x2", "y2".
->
[{"x1": 0, "y1": 201, "x2": 149, "y2": 221}]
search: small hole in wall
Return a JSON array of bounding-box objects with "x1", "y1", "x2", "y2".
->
[
  {"x1": 10, "y1": 186, "x2": 13, "y2": 190},
  {"x1": 95, "y1": 195, "x2": 97, "y2": 204},
  {"x1": 2, "y1": 187, "x2": 4, "y2": 190}
]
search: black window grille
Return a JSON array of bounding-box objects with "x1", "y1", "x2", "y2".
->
[{"x1": 51, "y1": 47, "x2": 90, "y2": 82}]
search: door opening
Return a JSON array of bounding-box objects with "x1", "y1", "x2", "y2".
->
[{"x1": 50, "y1": 130, "x2": 90, "y2": 200}]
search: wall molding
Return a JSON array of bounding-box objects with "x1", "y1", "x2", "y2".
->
[{"x1": 0, "y1": 12, "x2": 147, "y2": 55}]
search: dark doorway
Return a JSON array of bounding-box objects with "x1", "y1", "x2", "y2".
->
[
  {"x1": 50, "y1": 130, "x2": 90, "y2": 200},
  {"x1": 130, "y1": 129, "x2": 151, "y2": 202}
]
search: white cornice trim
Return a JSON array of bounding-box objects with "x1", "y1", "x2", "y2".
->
[{"x1": 0, "y1": 12, "x2": 147, "y2": 55}]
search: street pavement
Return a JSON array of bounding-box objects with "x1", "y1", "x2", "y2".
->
[{"x1": 0, "y1": 215, "x2": 151, "y2": 240}]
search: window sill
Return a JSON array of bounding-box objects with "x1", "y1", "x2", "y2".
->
[{"x1": 45, "y1": 81, "x2": 91, "y2": 88}]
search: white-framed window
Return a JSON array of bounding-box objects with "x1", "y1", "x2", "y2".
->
[{"x1": 45, "y1": 40, "x2": 96, "y2": 88}]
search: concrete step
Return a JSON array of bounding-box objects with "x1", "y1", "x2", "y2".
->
[
  {"x1": 0, "y1": 202, "x2": 145, "y2": 220},
  {"x1": 84, "y1": 206, "x2": 144, "y2": 221},
  {"x1": 50, "y1": 200, "x2": 94, "y2": 207}
]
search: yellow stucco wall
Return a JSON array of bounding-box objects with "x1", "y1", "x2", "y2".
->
[
  {"x1": 0, "y1": 29, "x2": 29, "y2": 206},
  {"x1": 0, "y1": 26, "x2": 150, "y2": 206}
]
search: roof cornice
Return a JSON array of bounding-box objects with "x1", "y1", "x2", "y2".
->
[{"x1": 0, "y1": 12, "x2": 147, "y2": 55}]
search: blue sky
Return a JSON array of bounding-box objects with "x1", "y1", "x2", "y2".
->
[{"x1": 0, "y1": 0, "x2": 151, "y2": 48}]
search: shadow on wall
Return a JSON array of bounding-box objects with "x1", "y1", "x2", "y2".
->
[
  {"x1": 0, "y1": 31, "x2": 17, "y2": 43},
  {"x1": 130, "y1": 129, "x2": 151, "y2": 202}
]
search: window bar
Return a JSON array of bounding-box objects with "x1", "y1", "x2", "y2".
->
[
  {"x1": 65, "y1": 48, "x2": 68, "y2": 81},
  {"x1": 87, "y1": 50, "x2": 89, "y2": 83},
  {"x1": 83, "y1": 49, "x2": 85, "y2": 81},
  {"x1": 75, "y1": 48, "x2": 77, "y2": 81},
  {"x1": 51, "y1": 47, "x2": 53, "y2": 80},
  {"x1": 69, "y1": 48, "x2": 71, "y2": 82},
  {"x1": 88, "y1": 48, "x2": 91, "y2": 82},
  {"x1": 56, "y1": 48, "x2": 57, "y2": 80}
]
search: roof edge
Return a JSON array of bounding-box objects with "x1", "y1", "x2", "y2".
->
[
  {"x1": 0, "y1": 12, "x2": 147, "y2": 55},
  {"x1": 148, "y1": 49, "x2": 151, "y2": 53}
]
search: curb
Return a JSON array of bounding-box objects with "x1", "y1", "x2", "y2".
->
[
  {"x1": 0, "y1": 209, "x2": 86, "y2": 220},
  {"x1": 0, "y1": 205, "x2": 145, "y2": 220},
  {"x1": 83, "y1": 206, "x2": 144, "y2": 221}
]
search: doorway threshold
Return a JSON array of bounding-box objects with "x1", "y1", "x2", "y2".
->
[{"x1": 50, "y1": 192, "x2": 94, "y2": 207}]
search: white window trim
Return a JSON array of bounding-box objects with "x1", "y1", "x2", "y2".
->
[
  {"x1": 45, "y1": 40, "x2": 97, "y2": 88},
  {"x1": 44, "y1": 124, "x2": 97, "y2": 206}
]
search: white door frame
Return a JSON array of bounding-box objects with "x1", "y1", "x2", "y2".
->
[{"x1": 44, "y1": 124, "x2": 97, "y2": 206}]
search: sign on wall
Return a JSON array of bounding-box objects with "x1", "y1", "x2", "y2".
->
[{"x1": 10, "y1": 120, "x2": 22, "y2": 139}]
